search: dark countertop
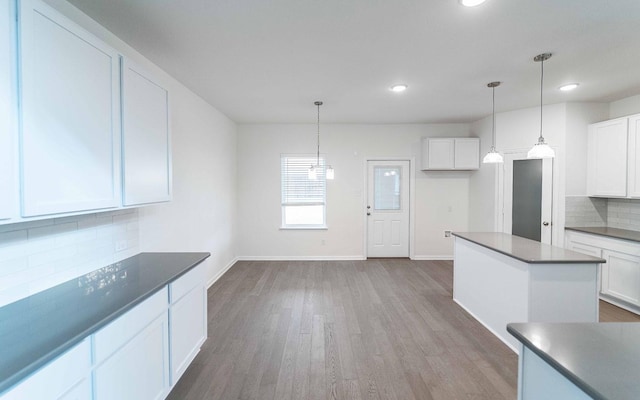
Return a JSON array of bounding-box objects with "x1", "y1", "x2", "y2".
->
[
  {"x1": 0, "y1": 252, "x2": 210, "y2": 394},
  {"x1": 452, "y1": 232, "x2": 605, "y2": 264},
  {"x1": 566, "y1": 226, "x2": 640, "y2": 244},
  {"x1": 508, "y1": 322, "x2": 640, "y2": 400}
]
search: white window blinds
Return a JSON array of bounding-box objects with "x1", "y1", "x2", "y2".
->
[
  {"x1": 281, "y1": 156, "x2": 326, "y2": 228},
  {"x1": 281, "y1": 156, "x2": 326, "y2": 206}
]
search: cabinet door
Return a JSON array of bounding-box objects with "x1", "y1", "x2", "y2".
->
[
  {"x1": 1, "y1": 339, "x2": 91, "y2": 400},
  {"x1": 94, "y1": 313, "x2": 170, "y2": 400},
  {"x1": 627, "y1": 114, "x2": 640, "y2": 198},
  {"x1": 170, "y1": 285, "x2": 206, "y2": 384},
  {"x1": 601, "y1": 249, "x2": 640, "y2": 307},
  {"x1": 587, "y1": 118, "x2": 628, "y2": 197},
  {"x1": 0, "y1": 0, "x2": 15, "y2": 220},
  {"x1": 424, "y1": 138, "x2": 454, "y2": 170},
  {"x1": 122, "y1": 58, "x2": 171, "y2": 206},
  {"x1": 454, "y1": 138, "x2": 480, "y2": 170},
  {"x1": 18, "y1": 0, "x2": 121, "y2": 217}
]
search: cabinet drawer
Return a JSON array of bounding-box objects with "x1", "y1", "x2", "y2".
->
[
  {"x1": 94, "y1": 287, "x2": 168, "y2": 363},
  {"x1": 170, "y1": 262, "x2": 206, "y2": 304},
  {"x1": 1, "y1": 339, "x2": 90, "y2": 400}
]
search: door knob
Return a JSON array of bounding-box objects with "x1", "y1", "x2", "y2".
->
[
  {"x1": 367, "y1": 212, "x2": 371, "y2": 216},
  {"x1": 543, "y1": 221, "x2": 550, "y2": 226}
]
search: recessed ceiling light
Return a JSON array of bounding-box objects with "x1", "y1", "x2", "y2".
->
[
  {"x1": 390, "y1": 84, "x2": 408, "y2": 93},
  {"x1": 559, "y1": 83, "x2": 579, "y2": 91},
  {"x1": 459, "y1": 0, "x2": 487, "y2": 7}
]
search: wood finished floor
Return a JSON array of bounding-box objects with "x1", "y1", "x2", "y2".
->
[{"x1": 167, "y1": 259, "x2": 519, "y2": 400}]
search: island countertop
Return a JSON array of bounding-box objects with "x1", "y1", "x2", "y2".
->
[
  {"x1": 508, "y1": 322, "x2": 640, "y2": 400},
  {"x1": 452, "y1": 232, "x2": 605, "y2": 264},
  {"x1": 0, "y1": 252, "x2": 210, "y2": 394},
  {"x1": 566, "y1": 226, "x2": 640, "y2": 244}
]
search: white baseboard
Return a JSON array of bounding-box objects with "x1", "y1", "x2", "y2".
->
[
  {"x1": 207, "y1": 256, "x2": 239, "y2": 288},
  {"x1": 236, "y1": 255, "x2": 366, "y2": 261},
  {"x1": 411, "y1": 255, "x2": 453, "y2": 261}
]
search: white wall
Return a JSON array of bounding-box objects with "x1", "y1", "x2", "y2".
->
[
  {"x1": 237, "y1": 123, "x2": 472, "y2": 260},
  {"x1": 468, "y1": 115, "x2": 498, "y2": 231},
  {"x1": 610, "y1": 94, "x2": 640, "y2": 119}
]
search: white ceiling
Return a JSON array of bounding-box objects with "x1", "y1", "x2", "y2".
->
[{"x1": 66, "y1": 0, "x2": 640, "y2": 124}]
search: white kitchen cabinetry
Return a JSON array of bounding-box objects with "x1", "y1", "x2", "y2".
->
[
  {"x1": 18, "y1": 0, "x2": 121, "y2": 217},
  {"x1": 1, "y1": 339, "x2": 91, "y2": 400},
  {"x1": 122, "y1": 59, "x2": 172, "y2": 206},
  {"x1": 93, "y1": 288, "x2": 170, "y2": 400},
  {"x1": 169, "y1": 263, "x2": 207, "y2": 384},
  {"x1": 601, "y1": 250, "x2": 640, "y2": 307},
  {"x1": 0, "y1": 0, "x2": 15, "y2": 220},
  {"x1": 586, "y1": 114, "x2": 640, "y2": 198},
  {"x1": 626, "y1": 115, "x2": 640, "y2": 198},
  {"x1": 565, "y1": 230, "x2": 640, "y2": 314},
  {"x1": 421, "y1": 137, "x2": 479, "y2": 170}
]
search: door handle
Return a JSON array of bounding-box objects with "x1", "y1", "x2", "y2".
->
[
  {"x1": 367, "y1": 212, "x2": 371, "y2": 216},
  {"x1": 543, "y1": 221, "x2": 550, "y2": 226}
]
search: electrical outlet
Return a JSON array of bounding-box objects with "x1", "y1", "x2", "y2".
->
[
  {"x1": 321, "y1": 239, "x2": 326, "y2": 245},
  {"x1": 444, "y1": 230, "x2": 452, "y2": 238},
  {"x1": 115, "y1": 240, "x2": 127, "y2": 251}
]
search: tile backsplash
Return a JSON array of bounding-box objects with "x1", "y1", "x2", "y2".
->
[
  {"x1": 0, "y1": 209, "x2": 139, "y2": 307},
  {"x1": 565, "y1": 196, "x2": 607, "y2": 227},
  {"x1": 565, "y1": 196, "x2": 640, "y2": 231},
  {"x1": 607, "y1": 198, "x2": 640, "y2": 231}
]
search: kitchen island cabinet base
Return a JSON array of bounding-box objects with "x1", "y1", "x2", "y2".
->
[{"x1": 453, "y1": 234, "x2": 600, "y2": 352}]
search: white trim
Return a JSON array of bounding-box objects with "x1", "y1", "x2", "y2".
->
[
  {"x1": 237, "y1": 255, "x2": 366, "y2": 261},
  {"x1": 411, "y1": 255, "x2": 454, "y2": 261},
  {"x1": 206, "y1": 256, "x2": 238, "y2": 288}
]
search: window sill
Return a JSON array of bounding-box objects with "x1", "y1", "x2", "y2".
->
[{"x1": 280, "y1": 226, "x2": 328, "y2": 230}]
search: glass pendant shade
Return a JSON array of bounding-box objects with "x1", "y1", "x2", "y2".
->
[
  {"x1": 483, "y1": 148, "x2": 504, "y2": 163},
  {"x1": 527, "y1": 137, "x2": 555, "y2": 159},
  {"x1": 326, "y1": 166, "x2": 335, "y2": 180}
]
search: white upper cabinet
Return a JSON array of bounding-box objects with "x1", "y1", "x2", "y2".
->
[
  {"x1": 0, "y1": 0, "x2": 15, "y2": 220},
  {"x1": 587, "y1": 117, "x2": 628, "y2": 197},
  {"x1": 421, "y1": 137, "x2": 479, "y2": 170},
  {"x1": 454, "y1": 138, "x2": 480, "y2": 170},
  {"x1": 627, "y1": 115, "x2": 640, "y2": 198},
  {"x1": 121, "y1": 59, "x2": 171, "y2": 206},
  {"x1": 18, "y1": 0, "x2": 121, "y2": 217}
]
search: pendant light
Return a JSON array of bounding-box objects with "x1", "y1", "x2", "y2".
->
[
  {"x1": 482, "y1": 81, "x2": 504, "y2": 164},
  {"x1": 308, "y1": 101, "x2": 334, "y2": 180},
  {"x1": 527, "y1": 53, "x2": 555, "y2": 159}
]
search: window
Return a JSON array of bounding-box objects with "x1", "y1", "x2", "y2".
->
[{"x1": 281, "y1": 155, "x2": 326, "y2": 228}]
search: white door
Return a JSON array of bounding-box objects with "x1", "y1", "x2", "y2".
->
[
  {"x1": 367, "y1": 160, "x2": 410, "y2": 257},
  {"x1": 503, "y1": 153, "x2": 553, "y2": 244}
]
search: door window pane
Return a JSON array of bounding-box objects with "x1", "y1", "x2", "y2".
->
[{"x1": 374, "y1": 166, "x2": 401, "y2": 210}]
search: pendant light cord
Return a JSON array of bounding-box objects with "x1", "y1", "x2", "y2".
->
[
  {"x1": 316, "y1": 102, "x2": 320, "y2": 167},
  {"x1": 539, "y1": 57, "x2": 544, "y2": 142},
  {"x1": 492, "y1": 85, "x2": 496, "y2": 150}
]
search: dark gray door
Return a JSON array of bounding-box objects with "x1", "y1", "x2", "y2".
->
[{"x1": 512, "y1": 159, "x2": 542, "y2": 242}]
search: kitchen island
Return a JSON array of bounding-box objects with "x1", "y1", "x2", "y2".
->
[
  {"x1": 508, "y1": 322, "x2": 640, "y2": 399},
  {"x1": 452, "y1": 232, "x2": 604, "y2": 352}
]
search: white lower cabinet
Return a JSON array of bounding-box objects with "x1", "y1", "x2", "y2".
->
[
  {"x1": 565, "y1": 230, "x2": 640, "y2": 314},
  {"x1": 169, "y1": 263, "x2": 207, "y2": 384},
  {"x1": 94, "y1": 313, "x2": 170, "y2": 400},
  {"x1": 601, "y1": 249, "x2": 640, "y2": 307},
  {"x1": 1, "y1": 339, "x2": 91, "y2": 400},
  {"x1": 1, "y1": 267, "x2": 207, "y2": 400}
]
